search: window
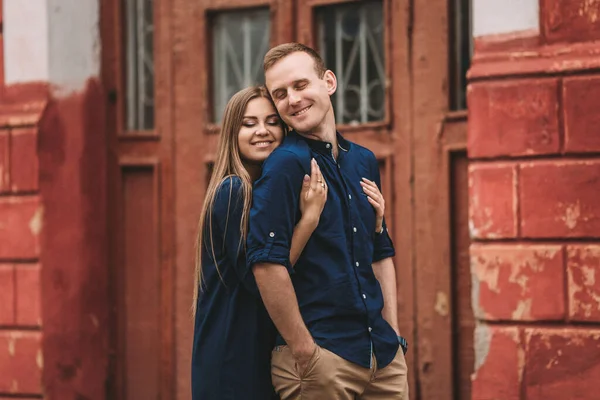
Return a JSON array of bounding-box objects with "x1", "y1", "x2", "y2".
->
[
  {"x1": 124, "y1": 0, "x2": 155, "y2": 131},
  {"x1": 450, "y1": 0, "x2": 472, "y2": 110},
  {"x1": 317, "y1": 1, "x2": 385, "y2": 125},
  {"x1": 211, "y1": 8, "x2": 271, "y2": 122}
]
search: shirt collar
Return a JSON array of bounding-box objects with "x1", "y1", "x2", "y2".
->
[{"x1": 289, "y1": 130, "x2": 351, "y2": 155}]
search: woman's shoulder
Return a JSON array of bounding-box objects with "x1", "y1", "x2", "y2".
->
[
  {"x1": 216, "y1": 175, "x2": 243, "y2": 193},
  {"x1": 213, "y1": 175, "x2": 245, "y2": 208}
]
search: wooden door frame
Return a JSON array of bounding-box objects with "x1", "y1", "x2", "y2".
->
[
  {"x1": 101, "y1": 0, "x2": 176, "y2": 398},
  {"x1": 410, "y1": 0, "x2": 469, "y2": 398}
]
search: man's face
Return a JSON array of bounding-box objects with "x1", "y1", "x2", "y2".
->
[{"x1": 265, "y1": 52, "x2": 336, "y2": 136}]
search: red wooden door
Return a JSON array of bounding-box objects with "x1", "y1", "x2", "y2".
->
[{"x1": 102, "y1": 0, "x2": 175, "y2": 398}]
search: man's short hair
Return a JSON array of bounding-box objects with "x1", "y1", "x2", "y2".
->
[{"x1": 263, "y1": 42, "x2": 326, "y2": 78}]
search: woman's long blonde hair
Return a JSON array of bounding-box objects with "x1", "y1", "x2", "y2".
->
[{"x1": 192, "y1": 86, "x2": 283, "y2": 316}]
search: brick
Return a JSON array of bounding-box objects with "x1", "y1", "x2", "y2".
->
[
  {"x1": 563, "y1": 76, "x2": 600, "y2": 153},
  {"x1": 0, "y1": 129, "x2": 8, "y2": 193},
  {"x1": 468, "y1": 80, "x2": 560, "y2": 158},
  {"x1": 15, "y1": 264, "x2": 41, "y2": 326},
  {"x1": 520, "y1": 160, "x2": 600, "y2": 238},
  {"x1": 525, "y1": 328, "x2": 600, "y2": 400},
  {"x1": 542, "y1": 0, "x2": 600, "y2": 44},
  {"x1": 0, "y1": 264, "x2": 15, "y2": 325},
  {"x1": 568, "y1": 245, "x2": 600, "y2": 321},
  {"x1": 471, "y1": 244, "x2": 565, "y2": 321},
  {"x1": 10, "y1": 128, "x2": 38, "y2": 192},
  {"x1": 0, "y1": 196, "x2": 41, "y2": 259},
  {"x1": 472, "y1": 325, "x2": 523, "y2": 400},
  {"x1": 469, "y1": 163, "x2": 517, "y2": 239},
  {"x1": 0, "y1": 331, "x2": 42, "y2": 394}
]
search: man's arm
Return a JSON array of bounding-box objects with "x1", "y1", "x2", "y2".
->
[
  {"x1": 372, "y1": 256, "x2": 400, "y2": 335},
  {"x1": 253, "y1": 264, "x2": 315, "y2": 365}
]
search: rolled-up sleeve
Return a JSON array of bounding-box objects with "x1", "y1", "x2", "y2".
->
[
  {"x1": 369, "y1": 154, "x2": 396, "y2": 262},
  {"x1": 246, "y1": 149, "x2": 306, "y2": 273}
]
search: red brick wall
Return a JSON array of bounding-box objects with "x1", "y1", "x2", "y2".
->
[
  {"x1": 0, "y1": 102, "x2": 45, "y2": 398},
  {"x1": 468, "y1": 2, "x2": 600, "y2": 398}
]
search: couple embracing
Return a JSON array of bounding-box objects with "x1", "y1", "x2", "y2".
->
[{"x1": 192, "y1": 42, "x2": 409, "y2": 400}]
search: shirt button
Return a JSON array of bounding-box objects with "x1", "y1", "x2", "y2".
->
[
  {"x1": 269, "y1": 232, "x2": 275, "y2": 237},
  {"x1": 355, "y1": 262, "x2": 360, "y2": 267},
  {"x1": 362, "y1": 294, "x2": 367, "y2": 299},
  {"x1": 368, "y1": 327, "x2": 372, "y2": 332},
  {"x1": 348, "y1": 194, "x2": 352, "y2": 200},
  {"x1": 353, "y1": 227, "x2": 357, "y2": 233},
  {"x1": 326, "y1": 143, "x2": 331, "y2": 149}
]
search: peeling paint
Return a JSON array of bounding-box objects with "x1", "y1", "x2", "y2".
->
[
  {"x1": 579, "y1": 0, "x2": 600, "y2": 23},
  {"x1": 561, "y1": 201, "x2": 581, "y2": 229},
  {"x1": 8, "y1": 337, "x2": 16, "y2": 356},
  {"x1": 37, "y1": 348, "x2": 44, "y2": 369},
  {"x1": 434, "y1": 291, "x2": 449, "y2": 317},
  {"x1": 512, "y1": 299, "x2": 532, "y2": 319},
  {"x1": 29, "y1": 205, "x2": 44, "y2": 235},
  {"x1": 474, "y1": 323, "x2": 492, "y2": 373}
]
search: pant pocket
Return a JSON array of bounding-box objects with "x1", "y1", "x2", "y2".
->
[{"x1": 297, "y1": 345, "x2": 321, "y2": 380}]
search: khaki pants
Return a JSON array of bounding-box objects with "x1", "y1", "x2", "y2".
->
[{"x1": 271, "y1": 345, "x2": 409, "y2": 400}]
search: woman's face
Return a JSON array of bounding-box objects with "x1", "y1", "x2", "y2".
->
[{"x1": 237, "y1": 97, "x2": 284, "y2": 164}]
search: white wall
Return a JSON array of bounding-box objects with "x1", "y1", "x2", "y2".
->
[
  {"x1": 3, "y1": 0, "x2": 100, "y2": 95},
  {"x1": 472, "y1": 0, "x2": 539, "y2": 37},
  {"x1": 4, "y1": 0, "x2": 50, "y2": 83}
]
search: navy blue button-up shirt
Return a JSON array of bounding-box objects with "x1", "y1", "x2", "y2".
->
[{"x1": 246, "y1": 130, "x2": 399, "y2": 368}]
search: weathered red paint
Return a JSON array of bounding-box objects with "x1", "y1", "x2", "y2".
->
[
  {"x1": 15, "y1": 264, "x2": 41, "y2": 326},
  {"x1": 542, "y1": 0, "x2": 600, "y2": 44},
  {"x1": 471, "y1": 326, "x2": 523, "y2": 400},
  {"x1": 468, "y1": 79, "x2": 560, "y2": 158},
  {"x1": 37, "y1": 77, "x2": 109, "y2": 400},
  {"x1": 0, "y1": 129, "x2": 8, "y2": 192},
  {"x1": 525, "y1": 328, "x2": 600, "y2": 400},
  {"x1": 567, "y1": 245, "x2": 600, "y2": 321},
  {"x1": 0, "y1": 331, "x2": 42, "y2": 394},
  {"x1": 10, "y1": 128, "x2": 38, "y2": 192},
  {"x1": 0, "y1": 196, "x2": 40, "y2": 259},
  {"x1": 0, "y1": 264, "x2": 14, "y2": 325},
  {"x1": 468, "y1": 163, "x2": 517, "y2": 239},
  {"x1": 519, "y1": 160, "x2": 600, "y2": 238},
  {"x1": 471, "y1": 244, "x2": 565, "y2": 321},
  {"x1": 563, "y1": 75, "x2": 600, "y2": 153}
]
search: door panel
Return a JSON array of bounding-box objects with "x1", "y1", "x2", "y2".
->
[{"x1": 103, "y1": 0, "x2": 175, "y2": 398}]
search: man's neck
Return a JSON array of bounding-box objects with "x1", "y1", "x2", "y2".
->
[{"x1": 297, "y1": 110, "x2": 338, "y2": 158}]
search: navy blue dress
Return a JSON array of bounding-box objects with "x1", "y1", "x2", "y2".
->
[{"x1": 192, "y1": 176, "x2": 277, "y2": 400}]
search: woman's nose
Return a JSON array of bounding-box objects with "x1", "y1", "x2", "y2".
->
[{"x1": 255, "y1": 124, "x2": 269, "y2": 135}]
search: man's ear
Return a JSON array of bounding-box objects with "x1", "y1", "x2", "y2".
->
[{"x1": 324, "y1": 70, "x2": 337, "y2": 95}]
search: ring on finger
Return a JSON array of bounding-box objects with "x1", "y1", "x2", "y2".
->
[{"x1": 321, "y1": 183, "x2": 326, "y2": 188}]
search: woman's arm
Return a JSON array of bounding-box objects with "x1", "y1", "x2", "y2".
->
[{"x1": 289, "y1": 158, "x2": 327, "y2": 266}]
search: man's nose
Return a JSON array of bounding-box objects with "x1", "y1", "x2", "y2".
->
[{"x1": 289, "y1": 92, "x2": 301, "y2": 105}]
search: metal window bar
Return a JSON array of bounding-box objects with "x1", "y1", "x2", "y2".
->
[
  {"x1": 212, "y1": 9, "x2": 270, "y2": 122},
  {"x1": 318, "y1": 1, "x2": 385, "y2": 125},
  {"x1": 125, "y1": 0, "x2": 155, "y2": 130}
]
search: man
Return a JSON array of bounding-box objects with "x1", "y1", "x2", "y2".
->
[{"x1": 246, "y1": 43, "x2": 409, "y2": 399}]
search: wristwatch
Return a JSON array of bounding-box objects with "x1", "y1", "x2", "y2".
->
[{"x1": 397, "y1": 335, "x2": 408, "y2": 355}]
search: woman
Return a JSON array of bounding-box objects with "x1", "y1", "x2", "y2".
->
[{"x1": 191, "y1": 86, "x2": 387, "y2": 399}]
